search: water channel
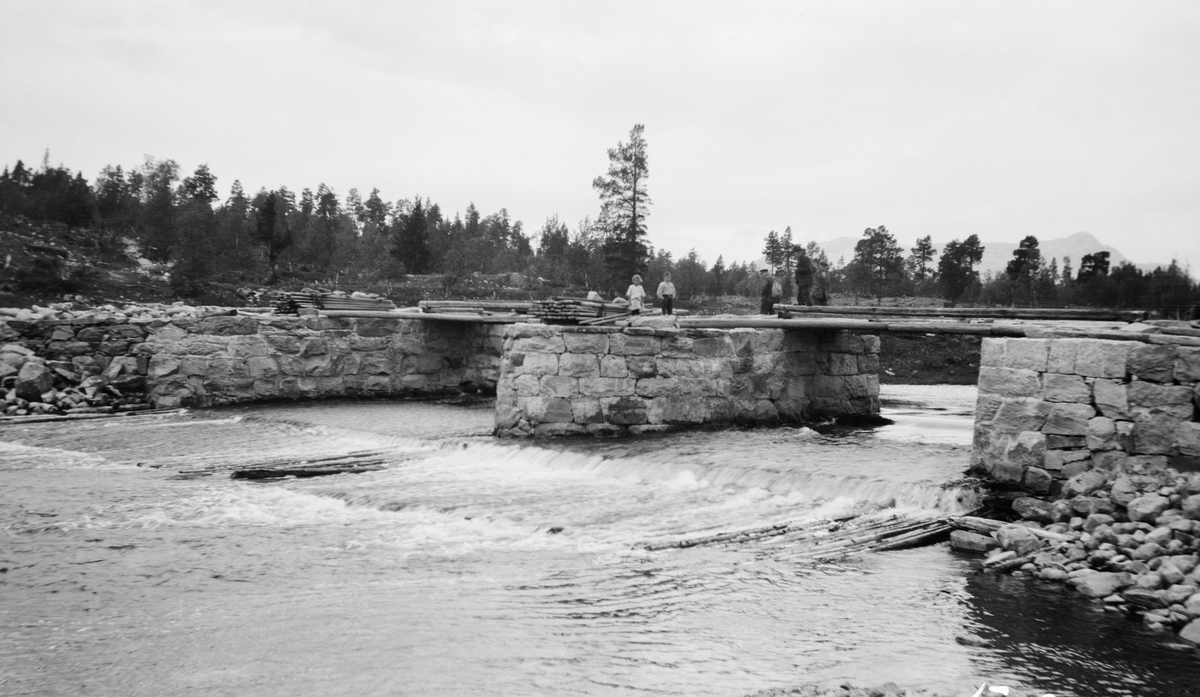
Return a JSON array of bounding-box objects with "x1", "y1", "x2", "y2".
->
[{"x1": 3, "y1": 385, "x2": 1199, "y2": 696}]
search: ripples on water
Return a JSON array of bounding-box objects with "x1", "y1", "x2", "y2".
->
[{"x1": 2, "y1": 386, "x2": 1198, "y2": 696}]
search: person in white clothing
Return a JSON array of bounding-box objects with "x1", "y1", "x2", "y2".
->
[
  {"x1": 656, "y1": 272, "x2": 676, "y2": 315},
  {"x1": 626, "y1": 274, "x2": 645, "y2": 314}
]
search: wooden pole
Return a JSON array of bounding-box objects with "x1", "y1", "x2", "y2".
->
[{"x1": 774, "y1": 304, "x2": 1147, "y2": 322}]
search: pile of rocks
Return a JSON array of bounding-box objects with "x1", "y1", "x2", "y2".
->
[
  {"x1": 0, "y1": 301, "x2": 233, "y2": 324},
  {"x1": 0, "y1": 343, "x2": 150, "y2": 416},
  {"x1": 747, "y1": 682, "x2": 996, "y2": 697},
  {"x1": 957, "y1": 465, "x2": 1200, "y2": 645}
]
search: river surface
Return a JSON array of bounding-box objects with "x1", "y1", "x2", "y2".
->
[{"x1": 2, "y1": 385, "x2": 1199, "y2": 696}]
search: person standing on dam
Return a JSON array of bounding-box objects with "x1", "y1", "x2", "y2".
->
[
  {"x1": 759, "y1": 268, "x2": 781, "y2": 315},
  {"x1": 794, "y1": 248, "x2": 816, "y2": 306},
  {"x1": 626, "y1": 274, "x2": 646, "y2": 315},
  {"x1": 656, "y1": 272, "x2": 676, "y2": 315}
]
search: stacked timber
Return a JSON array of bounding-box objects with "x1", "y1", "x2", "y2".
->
[
  {"x1": 529, "y1": 297, "x2": 632, "y2": 324},
  {"x1": 641, "y1": 512, "x2": 953, "y2": 559},
  {"x1": 417, "y1": 300, "x2": 532, "y2": 316},
  {"x1": 276, "y1": 292, "x2": 396, "y2": 314}
]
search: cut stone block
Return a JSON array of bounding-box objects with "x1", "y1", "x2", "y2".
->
[
  {"x1": 1127, "y1": 344, "x2": 1176, "y2": 383},
  {"x1": 1092, "y1": 378, "x2": 1130, "y2": 420},
  {"x1": 1073, "y1": 339, "x2": 1131, "y2": 379},
  {"x1": 977, "y1": 366, "x2": 1041, "y2": 398},
  {"x1": 1004, "y1": 339, "x2": 1050, "y2": 371},
  {"x1": 1042, "y1": 403, "x2": 1096, "y2": 436},
  {"x1": 1043, "y1": 372, "x2": 1090, "y2": 403}
]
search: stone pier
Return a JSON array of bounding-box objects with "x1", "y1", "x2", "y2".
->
[
  {"x1": 972, "y1": 336, "x2": 1200, "y2": 493},
  {"x1": 494, "y1": 323, "x2": 880, "y2": 437}
]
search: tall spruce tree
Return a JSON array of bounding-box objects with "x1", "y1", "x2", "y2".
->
[
  {"x1": 391, "y1": 196, "x2": 431, "y2": 274},
  {"x1": 593, "y1": 124, "x2": 650, "y2": 288}
]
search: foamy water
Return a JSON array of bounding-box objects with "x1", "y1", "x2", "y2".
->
[{"x1": 2, "y1": 388, "x2": 1198, "y2": 696}]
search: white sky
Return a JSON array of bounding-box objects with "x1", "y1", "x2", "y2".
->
[{"x1": 2, "y1": 1, "x2": 1198, "y2": 270}]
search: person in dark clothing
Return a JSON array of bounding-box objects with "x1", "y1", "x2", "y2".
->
[
  {"x1": 814, "y1": 261, "x2": 831, "y2": 306},
  {"x1": 759, "y1": 268, "x2": 779, "y2": 315},
  {"x1": 794, "y1": 249, "x2": 815, "y2": 306}
]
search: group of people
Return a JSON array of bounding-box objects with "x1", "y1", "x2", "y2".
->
[
  {"x1": 610, "y1": 249, "x2": 829, "y2": 317},
  {"x1": 618, "y1": 273, "x2": 676, "y2": 315},
  {"x1": 759, "y1": 249, "x2": 829, "y2": 315}
]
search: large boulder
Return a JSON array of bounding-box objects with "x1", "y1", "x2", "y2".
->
[
  {"x1": 1181, "y1": 619, "x2": 1200, "y2": 646},
  {"x1": 15, "y1": 361, "x2": 54, "y2": 401},
  {"x1": 1182, "y1": 494, "x2": 1200, "y2": 521},
  {"x1": 1109, "y1": 476, "x2": 1140, "y2": 506},
  {"x1": 1127, "y1": 494, "x2": 1171, "y2": 523},
  {"x1": 950, "y1": 531, "x2": 998, "y2": 553},
  {"x1": 995, "y1": 524, "x2": 1041, "y2": 556},
  {"x1": 1070, "y1": 571, "x2": 1131, "y2": 598},
  {"x1": 1013, "y1": 497, "x2": 1058, "y2": 524},
  {"x1": 1063, "y1": 469, "x2": 1108, "y2": 497}
]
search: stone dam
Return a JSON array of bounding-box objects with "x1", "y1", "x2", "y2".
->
[
  {"x1": 1, "y1": 314, "x2": 879, "y2": 435},
  {"x1": 5, "y1": 312, "x2": 1200, "y2": 492}
]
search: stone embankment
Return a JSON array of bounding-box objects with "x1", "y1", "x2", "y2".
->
[
  {"x1": 494, "y1": 323, "x2": 880, "y2": 437},
  {"x1": 972, "y1": 336, "x2": 1199, "y2": 492},
  {"x1": 1, "y1": 309, "x2": 505, "y2": 410},
  {"x1": 965, "y1": 335, "x2": 1200, "y2": 645}
]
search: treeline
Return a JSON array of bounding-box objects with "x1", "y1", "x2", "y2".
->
[
  {"x1": 2, "y1": 151, "x2": 1196, "y2": 313},
  {"x1": 780, "y1": 226, "x2": 1197, "y2": 314},
  {"x1": 0, "y1": 155, "x2": 544, "y2": 296}
]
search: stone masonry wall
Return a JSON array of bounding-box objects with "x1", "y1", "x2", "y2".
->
[
  {"x1": 1, "y1": 314, "x2": 505, "y2": 407},
  {"x1": 973, "y1": 337, "x2": 1200, "y2": 494},
  {"x1": 494, "y1": 324, "x2": 880, "y2": 437}
]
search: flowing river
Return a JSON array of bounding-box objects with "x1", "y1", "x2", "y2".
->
[{"x1": 2, "y1": 385, "x2": 1199, "y2": 696}]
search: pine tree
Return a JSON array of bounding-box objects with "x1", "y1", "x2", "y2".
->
[
  {"x1": 908, "y1": 235, "x2": 937, "y2": 281},
  {"x1": 938, "y1": 235, "x2": 984, "y2": 306},
  {"x1": 847, "y1": 225, "x2": 906, "y2": 301},
  {"x1": 593, "y1": 124, "x2": 651, "y2": 288}
]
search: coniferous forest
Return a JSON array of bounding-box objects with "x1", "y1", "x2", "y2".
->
[{"x1": 1, "y1": 126, "x2": 1196, "y2": 314}]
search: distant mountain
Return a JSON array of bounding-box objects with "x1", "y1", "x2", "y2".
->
[{"x1": 808, "y1": 231, "x2": 1161, "y2": 277}]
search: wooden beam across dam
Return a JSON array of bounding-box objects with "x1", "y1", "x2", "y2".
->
[
  {"x1": 309, "y1": 308, "x2": 1199, "y2": 346},
  {"x1": 773, "y1": 304, "x2": 1148, "y2": 322}
]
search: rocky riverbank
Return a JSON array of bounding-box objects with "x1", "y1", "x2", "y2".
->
[
  {"x1": 953, "y1": 465, "x2": 1200, "y2": 646},
  {"x1": 746, "y1": 681, "x2": 1027, "y2": 697},
  {"x1": 0, "y1": 302, "x2": 234, "y2": 416}
]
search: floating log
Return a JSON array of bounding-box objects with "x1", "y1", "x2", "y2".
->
[
  {"x1": 774, "y1": 304, "x2": 1148, "y2": 322},
  {"x1": 870, "y1": 521, "x2": 953, "y2": 551},
  {"x1": 0, "y1": 408, "x2": 185, "y2": 425},
  {"x1": 231, "y1": 463, "x2": 384, "y2": 479},
  {"x1": 645, "y1": 513, "x2": 951, "y2": 559},
  {"x1": 948, "y1": 515, "x2": 1068, "y2": 543}
]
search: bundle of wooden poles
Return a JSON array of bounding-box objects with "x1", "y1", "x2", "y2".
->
[
  {"x1": 275, "y1": 292, "x2": 397, "y2": 314},
  {"x1": 417, "y1": 300, "x2": 532, "y2": 316},
  {"x1": 773, "y1": 304, "x2": 1148, "y2": 323},
  {"x1": 529, "y1": 297, "x2": 637, "y2": 325},
  {"x1": 640, "y1": 512, "x2": 954, "y2": 559}
]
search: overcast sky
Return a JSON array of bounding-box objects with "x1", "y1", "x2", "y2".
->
[{"x1": 2, "y1": 0, "x2": 1198, "y2": 270}]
